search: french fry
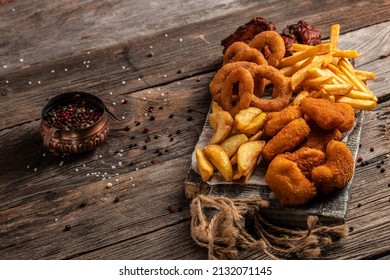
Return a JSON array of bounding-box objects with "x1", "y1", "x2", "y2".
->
[
  {"x1": 220, "y1": 134, "x2": 248, "y2": 158},
  {"x1": 346, "y1": 89, "x2": 378, "y2": 101},
  {"x1": 321, "y1": 83, "x2": 353, "y2": 96},
  {"x1": 290, "y1": 43, "x2": 314, "y2": 52},
  {"x1": 280, "y1": 56, "x2": 315, "y2": 77},
  {"x1": 279, "y1": 43, "x2": 331, "y2": 68},
  {"x1": 330, "y1": 24, "x2": 340, "y2": 50},
  {"x1": 302, "y1": 76, "x2": 333, "y2": 88},
  {"x1": 333, "y1": 49, "x2": 359, "y2": 58},
  {"x1": 203, "y1": 144, "x2": 233, "y2": 181},
  {"x1": 210, "y1": 111, "x2": 234, "y2": 144},
  {"x1": 335, "y1": 96, "x2": 377, "y2": 110},
  {"x1": 354, "y1": 70, "x2": 375, "y2": 81},
  {"x1": 338, "y1": 58, "x2": 374, "y2": 94}
]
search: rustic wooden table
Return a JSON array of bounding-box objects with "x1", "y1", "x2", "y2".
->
[{"x1": 0, "y1": 0, "x2": 389, "y2": 260}]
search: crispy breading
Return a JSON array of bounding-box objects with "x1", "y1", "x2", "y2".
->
[
  {"x1": 279, "y1": 147, "x2": 326, "y2": 179},
  {"x1": 265, "y1": 155, "x2": 317, "y2": 206},
  {"x1": 311, "y1": 140, "x2": 354, "y2": 194},
  {"x1": 299, "y1": 97, "x2": 355, "y2": 132},
  {"x1": 264, "y1": 105, "x2": 303, "y2": 137},
  {"x1": 300, "y1": 125, "x2": 342, "y2": 152},
  {"x1": 262, "y1": 118, "x2": 310, "y2": 162}
]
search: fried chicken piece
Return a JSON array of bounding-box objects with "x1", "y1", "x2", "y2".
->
[
  {"x1": 262, "y1": 118, "x2": 310, "y2": 162},
  {"x1": 266, "y1": 155, "x2": 317, "y2": 206},
  {"x1": 312, "y1": 140, "x2": 354, "y2": 194},
  {"x1": 300, "y1": 98, "x2": 355, "y2": 132},
  {"x1": 279, "y1": 147, "x2": 326, "y2": 179},
  {"x1": 264, "y1": 105, "x2": 303, "y2": 137},
  {"x1": 221, "y1": 17, "x2": 276, "y2": 54},
  {"x1": 300, "y1": 125, "x2": 342, "y2": 152}
]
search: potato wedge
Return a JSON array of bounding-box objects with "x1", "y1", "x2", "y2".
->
[
  {"x1": 210, "y1": 111, "x2": 234, "y2": 144},
  {"x1": 237, "y1": 141, "x2": 265, "y2": 175},
  {"x1": 234, "y1": 107, "x2": 262, "y2": 131},
  {"x1": 220, "y1": 134, "x2": 248, "y2": 158},
  {"x1": 195, "y1": 147, "x2": 214, "y2": 182},
  {"x1": 211, "y1": 101, "x2": 223, "y2": 113},
  {"x1": 203, "y1": 144, "x2": 233, "y2": 181},
  {"x1": 239, "y1": 112, "x2": 267, "y2": 135}
]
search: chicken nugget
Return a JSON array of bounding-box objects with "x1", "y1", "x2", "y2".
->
[
  {"x1": 300, "y1": 98, "x2": 355, "y2": 132},
  {"x1": 280, "y1": 147, "x2": 326, "y2": 179},
  {"x1": 311, "y1": 140, "x2": 354, "y2": 194},
  {"x1": 265, "y1": 155, "x2": 317, "y2": 206},
  {"x1": 264, "y1": 105, "x2": 303, "y2": 137},
  {"x1": 262, "y1": 118, "x2": 310, "y2": 162},
  {"x1": 300, "y1": 125, "x2": 342, "y2": 152}
]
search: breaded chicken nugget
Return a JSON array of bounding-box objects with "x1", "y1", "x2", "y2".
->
[
  {"x1": 312, "y1": 140, "x2": 354, "y2": 194},
  {"x1": 300, "y1": 125, "x2": 342, "y2": 152},
  {"x1": 300, "y1": 98, "x2": 355, "y2": 132},
  {"x1": 279, "y1": 147, "x2": 326, "y2": 179},
  {"x1": 264, "y1": 105, "x2": 303, "y2": 137},
  {"x1": 262, "y1": 118, "x2": 310, "y2": 162},
  {"x1": 265, "y1": 155, "x2": 317, "y2": 206}
]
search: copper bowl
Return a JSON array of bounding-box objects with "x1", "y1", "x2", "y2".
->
[{"x1": 40, "y1": 91, "x2": 109, "y2": 155}]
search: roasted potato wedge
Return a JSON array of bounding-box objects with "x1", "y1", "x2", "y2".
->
[
  {"x1": 210, "y1": 111, "x2": 234, "y2": 144},
  {"x1": 195, "y1": 147, "x2": 214, "y2": 182},
  {"x1": 234, "y1": 107, "x2": 262, "y2": 131},
  {"x1": 239, "y1": 112, "x2": 267, "y2": 135},
  {"x1": 237, "y1": 141, "x2": 265, "y2": 176},
  {"x1": 203, "y1": 144, "x2": 233, "y2": 181},
  {"x1": 220, "y1": 134, "x2": 248, "y2": 158}
]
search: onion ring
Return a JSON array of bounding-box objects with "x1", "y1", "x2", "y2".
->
[
  {"x1": 209, "y1": 61, "x2": 258, "y2": 104},
  {"x1": 250, "y1": 65, "x2": 292, "y2": 111},
  {"x1": 248, "y1": 31, "x2": 285, "y2": 67},
  {"x1": 223, "y1": 42, "x2": 268, "y2": 66},
  {"x1": 220, "y1": 67, "x2": 254, "y2": 117}
]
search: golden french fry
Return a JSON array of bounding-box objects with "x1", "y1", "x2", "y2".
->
[
  {"x1": 240, "y1": 112, "x2": 267, "y2": 135},
  {"x1": 330, "y1": 24, "x2": 340, "y2": 50},
  {"x1": 195, "y1": 147, "x2": 214, "y2": 182},
  {"x1": 321, "y1": 83, "x2": 353, "y2": 96},
  {"x1": 291, "y1": 43, "x2": 313, "y2": 52},
  {"x1": 292, "y1": 90, "x2": 309, "y2": 106},
  {"x1": 335, "y1": 96, "x2": 377, "y2": 110},
  {"x1": 346, "y1": 89, "x2": 378, "y2": 101},
  {"x1": 203, "y1": 144, "x2": 233, "y2": 181},
  {"x1": 338, "y1": 59, "x2": 373, "y2": 94},
  {"x1": 302, "y1": 76, "x2": 333, "y2": 88},
  {"x1": 333, "y1": 50, "x2": 359, "y2": 58},
  {"x1": 280, "y1": 55, "x2": 315, "y2": 77},
  {"x1": 291, "y1": 54, "x2": 331, "y2": 90},
  {"x1": 220, "y1": 134, "x2": 248, "y2": 158},
  {"x1": 354, "y1": 70, "x2": 375, "y2": 81},
  {"x1": 210, "y1": 111, "x2": 234, "y2": 144},
  {"x1": 237, "y1": 141, "x2": 265, "y2": 176},
  {"x1": 234, "y1": 107, "x2": 262, "y2": 131},
  {"x1": 279, "y1": 43, "x2": 331, "y2": 68}
]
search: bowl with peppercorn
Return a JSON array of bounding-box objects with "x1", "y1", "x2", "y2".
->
[{"x1": 40, "y1": 91, "x2": 109, "y2": 155}]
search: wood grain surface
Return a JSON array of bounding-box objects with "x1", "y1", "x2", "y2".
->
[{"x1": 0, "y1": 0, "x2": 389, "y2": 260}]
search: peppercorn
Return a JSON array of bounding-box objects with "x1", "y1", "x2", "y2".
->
[
  {"x1": 113, "y1": 196, "x2": 120, "y2": 203},
  {"x1": 149, "y1": 116, "x2": 155, "y2": 121},
  {"x1": 176, "y1": 129, "x2": 182, "y2": 134},
  {"x1": 377, "y1": 163, "x2": 382, "y2": 168},
  {"x1": 169, "y1": 114, "x2": 174, "y2": 118},
  {"x1": 142, "y1": 145, "x2": 147, "y2": 150},
  {"x1": 64, "y1": 225, "x2": 71, "y2": 232},
  {"x1": 187, "y1": 116, "x2": 193, "y2": 121},
  {"x1": 381, "y1": 167, "x2": 385, "y2": 173},
  {"x1": 357, "y1": 156, "x2": 363, "y2": 162},
  {"x1": 167, "y1": 206, "x2": 176, "y2": 213},
  {"x1": 370, "y1": 147, "x2": 375, "y2": 152}
]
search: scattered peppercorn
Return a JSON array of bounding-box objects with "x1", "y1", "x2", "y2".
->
[
  {"x1": 357, "y1": 156, "x2": 363, "y2": 162},
  {"x1": 129, "y1": 162, "x2": 134, "y2": 167},
  {"x1": 122, "y1": 98, "x2": 128, "y2": 104},
  {"x1": 147, "y1": 52, "x2": 154, "y2": 57},
  {"x1": 149, "y1": 116, "x2": 155, "y2": 121},
  {"x1": 154, "y1": 149, "x2": 160, "y2": 154},
  {"x1": 142, "y1": 145, "x2": 147, "y2": 150},
  {"x1": 381, "y1": 160, "x2": 385, "y2": 164},
  {"x1": 187, "y1": 108, "x2": 193, "y2": 113},
  {"x1": 370, "y1": 147, "x2": 375, "y2": 152},
  {"x1": 349, "y1": 226, "x2": 354, "y2": 232},
  {"x1": 176, "y1": 129, "x2": 182, "y2": 134},
  {"x1": 157, "y1": 152, "x2": 163, "y2": 156},
  {"x1": 143, "y1": 128, "x2": 151, "y2": 133},
  {"x1": 44, "y1": 100, "x2": 103, "y2": 131},
  {"x1": 169, "y1": 113, "x2": 174, "y2": 118},
  {"x1": 113, "y1": 196, "x2": 120, "y2": 203},
  {"x1": 357, "y1": 203, "x2": 362, "y2": 208},
  {"x1": 380, "y1": 167, "x2": 385, "y2": 173},
  {"x1": 153, "y1": 135, "x2": 159, "y2": 139},
  {"x1": 177, "y1": 69, "x2": 183, "y2": 74},
  {"x1": 167, "y1": 206, "x2": 176, "y2": 213},
  {"x1": 359, "y1": 144, "x2": 362, "y2": 148},
  {"x1": 187, "y1": 116, "x2": 193, "y2": 121},
  {"x1": 79, "y1": 201, "x2": 87, "y2": 208},
  {"x1": 148, "y1": 106, "x2": 154, "y2": 113},
  {"x1": 134, "y1": 121, "x2": 141, "y2": 126},
  {"x1": 169, "y1": 137, "x2": 174, "y2": 142},
  {"x1": 159, "y1": 106, "x2": 163, "y2": 110},
  {"x1": 377, "y1": 163, "x2": 382, "y2": 168},
  {"x1": 64, "y1": 225, "x2": 71, "y2": 232},
  {"x1": 151, "y1": 159, "x2": 156, "y2": 164},
  {"x1": 130, "y1": 135, "x2": 135, "y2": 139},
  {"x1": 145, "y1": 137, "x2": 151, "y2": 143},
  {"x1": 124, "y1": 125, "x2": 131, "y2": 131},
  {"x1": 196, "y1": 77, "x2": 201, "y2": 82}
]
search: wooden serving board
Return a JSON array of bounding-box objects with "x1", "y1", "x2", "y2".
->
[{"x1": 184, "y1": 109, "x2": 364, "y2": 227}]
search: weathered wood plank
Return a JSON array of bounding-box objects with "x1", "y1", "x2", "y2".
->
[{"x1": 1, "y1": 3, "x2": 389, "y2": 129}]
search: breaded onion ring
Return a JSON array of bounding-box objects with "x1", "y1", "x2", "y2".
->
[
  {"x1": 220, "y1": 67, "x2": 254, "y2": 117},
  {"x1": 250, "y1": 64, "x2": 292, "y2": 111},
  {"x1": 223, "y1": 42, "x2": 268, "y2": 66},
  {"x1": 249, "y1": 31, "x2": 285, "y2": 67},
  {"x1": 209, "y1": 61, "x2": 258, "y2": 104}
]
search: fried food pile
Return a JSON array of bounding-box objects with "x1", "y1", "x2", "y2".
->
[{"x1": 194, "y1": 18, "x2": 378, "y2": 207}]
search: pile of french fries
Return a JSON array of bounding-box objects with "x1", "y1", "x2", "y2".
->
[
  {"x1": 195, "y1": 102, "x2": 266, "y2": 183},
  {"x1": 278, "y1": 24, "x2": 377, "y2": 110}
]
